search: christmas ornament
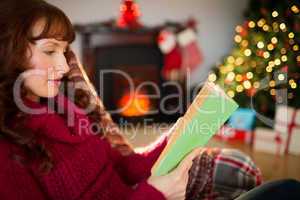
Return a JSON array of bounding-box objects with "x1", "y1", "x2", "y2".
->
[{"x1": 117, "y1": 0, "x2": 142, "y2": 29}]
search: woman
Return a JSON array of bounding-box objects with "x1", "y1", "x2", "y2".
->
[{"x1": 0, "y1": 0, "x2": 261, "y2": 199}]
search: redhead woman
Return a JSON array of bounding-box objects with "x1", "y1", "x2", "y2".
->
[{"x1": 0, "y1": 0, "x2": 262, "y2": 200}]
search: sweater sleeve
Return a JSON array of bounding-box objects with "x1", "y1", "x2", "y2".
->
[
  {"x1": 128, "y1": 180, "x2": 166, "y2": 200},
  {"x1": 107, "y1": 134, "x2": 168, "y2": 185}
]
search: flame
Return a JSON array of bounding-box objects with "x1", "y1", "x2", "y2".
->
[{"x1": 118, "y1": 90, "x2": 151, "y2": 117}]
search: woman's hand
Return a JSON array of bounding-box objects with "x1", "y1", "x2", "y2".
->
[
  {"x1": 65, "y1": 49, "x2": 91, "y2": 91},
  {"x1": 65, "y1": 50, "x2": 83, "y2": 80},
  {"x1": 147, "y1": 148, "x2": 201, "y2": 200}
]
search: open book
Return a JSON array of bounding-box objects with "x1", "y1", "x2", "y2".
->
[{"x1": 151, "y1": 82, "x2": 238, "y2": 176}]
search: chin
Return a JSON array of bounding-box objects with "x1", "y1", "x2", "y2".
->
[{"x1": 39, "y1": 88, "x2": 60, "y2": 98}]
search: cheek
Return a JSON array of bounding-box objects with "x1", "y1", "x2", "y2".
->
[
  {"x1": 22, "y1": 70, "x2": 59, "y2": 98},
  {"x1": 23, "y1": 71, "x2": 48, "y2": 93},
  {"x1": 30, "y1": 52, "x2": 51, "y2": 70}
]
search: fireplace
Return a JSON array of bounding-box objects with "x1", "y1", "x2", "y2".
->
[{"x1": 75, "y1": 22, "x2": 188, "y2": 123}]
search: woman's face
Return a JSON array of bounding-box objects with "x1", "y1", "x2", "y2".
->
[{"x1": 23, "y1": 19, "x2": 70, "y2": 101}]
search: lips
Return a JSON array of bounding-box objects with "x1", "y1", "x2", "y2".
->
[{"x1": 48, "y1": 78, "x2": 62, "y2": 86}]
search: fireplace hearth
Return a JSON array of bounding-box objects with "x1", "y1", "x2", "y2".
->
[{"x1": 75, "y1": 22, "x2": 189, "y2": 124}]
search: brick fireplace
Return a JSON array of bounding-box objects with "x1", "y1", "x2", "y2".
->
[{"x1": 75, "y1": 22, "x2": 188, "y2": 124}]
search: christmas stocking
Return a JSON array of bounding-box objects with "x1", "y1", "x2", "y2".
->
[
  {"x1": 177, "y1": 28, "x2": 203, "y2": 73},
  {"x1": 158, "y1": 29, "x2": 183, "y2": 80}
]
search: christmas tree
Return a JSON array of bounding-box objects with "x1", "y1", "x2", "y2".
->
[
  {"x1": 209, "y1": 0, "x2": 300, "y2": 124},
  {"x1": 116, "y1": 0, "x2": 142, "y2": 29}
]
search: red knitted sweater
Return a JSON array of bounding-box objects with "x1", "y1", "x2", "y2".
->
[{"x1": 0, "y1": 94, "x2": 167, "y2": 200}]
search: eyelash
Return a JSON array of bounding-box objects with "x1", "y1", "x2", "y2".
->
[
  {"x1": 44, "y1": 51, "x2": 55, "y2": 55},
  {"x1": 44, "y1": 49, "x2": 67, "y2": 55}
]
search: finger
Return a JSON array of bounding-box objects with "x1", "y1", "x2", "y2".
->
[
  {"x1": 65, "y1": 49, "x2": 76, "y2": 62},
  {"x1": 177, "y1": 148, "x2": 201, "y2": 173},
  {"x1": 68, "y1": 70, "x2": 83, "y2": 79}
]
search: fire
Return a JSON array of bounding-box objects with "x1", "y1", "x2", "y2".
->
[{"x1": 118, "y1": 90, "x2": 151, "y2": 117}]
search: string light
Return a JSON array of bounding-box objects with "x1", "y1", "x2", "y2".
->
[
  {"x1": 297, "y1": 55, "x2": 300, "y2": 62},
  {"x1": 243, "y1": 80, "x2": 252, "y2": 89},
  {"x1": 281, "y1": 55, "x2": 288, "y2": 62},
  {"x1": 257, "y1": 18, "x2": 266, "y2": 27},
  {"x1": 293, "y1": 45, "x2": 299, "y2": 51},
  {"x1": 270, "y1": 89, "x2": 276, "y2": 96},
  {"x1": 291, "y1": 5, "x2": 299, "y2": 14},
  {"x1": 208, "y1": 73, "x2": 217, "y2": 82},
  {"x1": 272, "y1": 11, "x2": 279, "y2": 17},
  {"x1": 257, "y1": 41, "x2": 264, "y2": 49},
  {"x1": 246, "y1": 72, "x2": 253, "y2": 79},
  {"x1": 279, "y1": 23, "x2": 287, "y2": 31},
  {"x1": 227, "y1": 90, "x2": 235, "y2": 98},
  {"x1": 235, "y1": 57, "x2": 244, "y2": 65},
  {"x1": 241, "y1": 40, "x2": 249, "y2": 47},
  {"x1": 236, "y1": 85, "x2": 244, "y2": 92},
  {"x1": 268, "y1": 61, "x2": 275, "y2": 67},
  {"x1": 280, "y1": 48, "x2": 287, "y2": 54},
  {"x1": 244, "y1": 49, "x2": 252, "y2": 56},
  {"x1": 226, "y1": 72, "x2": 235, "y2": 82},
  {"x1": 263, "y1": 51, "x2": 270, "y2": 59},
  {"x1": 253, "y1": 82, "x2": 260, "y2": 88},
  {"x1": 289, "y1": 39, "x2": 295, "y2": 45},
  {"x1": 248, "y1": 21, "x2": 256, "y2": 28},
  {"x1": 289, "y1": 79, "x2": 295, "y2": 85},
  {"x1": 278, "y1": 74, "x2": 285, "y2": 81},
  {"x1": 227, "y1": 56, "x2": 235, "y2": 64},
  {"x1": 235, "y1": 74, "x2": 243, "y2": 82},
  {"x1": 288, "y1": 32, "x2": 295, "y2": 39},
  {"x1": 267, "y1": 44, "x2": 274, "y2": 51},
  {"x1": 271, "y1": 37, "x2": 278, "y2": 44},
  {"x1": 234, "y1": 35, "x2": 242, "y2": 43},
  {"x1": 274, "y1": 58, "x2": 281, "y2": 66},
  {"x1": 291, "y1": 82, "x2": 297, "y2": 89},
  {"x1": 235, "y1": 26, "x2": 243, "y2": 33},
  {"x1": 263, "y1": 25, "x2": 270, "y2": 31},
  {"x1": 266, "y1": 66, "x2": 273, "y2": 72},
  {"x1": 269, "y1": 80, "x2": 276, "y2": 87}
]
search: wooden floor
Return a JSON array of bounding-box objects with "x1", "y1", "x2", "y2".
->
[{"x1": 122, "y1": 124, "x2": 300, "y2": 182}]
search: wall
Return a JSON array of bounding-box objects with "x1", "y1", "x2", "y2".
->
[{"x1": 47, "y1": 0, "x2": 249, "y2": 87}]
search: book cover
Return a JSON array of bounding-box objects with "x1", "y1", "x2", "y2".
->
[{"x1": 151, "y1": 82, "x2": 239, "y2": 176}]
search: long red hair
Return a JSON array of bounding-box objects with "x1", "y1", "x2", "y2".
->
[{"x1": 0, "y1": 0, "x2": 117, "y2": 173}]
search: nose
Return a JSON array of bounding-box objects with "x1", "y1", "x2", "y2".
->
[{"x1": 55, "y1": 58, "x2": 70, "y2": 76}]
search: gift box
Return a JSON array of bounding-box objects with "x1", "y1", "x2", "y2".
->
[
  {"x1": 228, "y1": 108, "x2": 256, "y2": 131},
  {"x1": 288, "y1": 127, "x2": 300, "y2": 155},
  {"x1": 253, "y1": 128, "x2": 287, "y2": 156},
  {"x1": 215, "y1": 125, "x2": 252, "y2": 143},
  {"x1": 215, "y1": 108, "x2": 256, "y2": 144},
  {"x1": 274, "y1": 106, "x2": 300, "y2": 155}
]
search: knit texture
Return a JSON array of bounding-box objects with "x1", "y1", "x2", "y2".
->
[{"x1": 0, "y1": 94, "x2": 167, "y2": 200}]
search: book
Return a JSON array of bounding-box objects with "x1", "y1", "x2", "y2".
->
[{"x1": 151, "y1": 82, "x2": 239, "y2": 176}]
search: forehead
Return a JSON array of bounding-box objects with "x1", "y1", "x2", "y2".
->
[{"x1": 35, "y1": 38, "x2": 68, "y2": 48}]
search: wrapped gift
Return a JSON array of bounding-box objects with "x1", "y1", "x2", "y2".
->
[
  {"x1": 288, "y1": 127, "x2": 300, "y2": 155},
  {"x1": 228, "y1": 108, "x2": 256, "y2": 131},
  {"x1": 274, "y1": 106, "x2": 300, "y2": 155},
  {"x1": 215, "y1": 125, "x2": 252, "y2": 143},
  {"x1": 253, "y1": 128, "x2": 287, "y2": 156},
  {"x1": 216, "y1": 108, "x2": 256, "y2": 144}
]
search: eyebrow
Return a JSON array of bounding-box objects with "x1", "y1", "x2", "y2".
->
[{"x1": 43, "y1": 41, "x2": 68, "y2": 49}]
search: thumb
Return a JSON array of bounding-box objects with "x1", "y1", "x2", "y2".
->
[{"x1": 176, "y1": 148, "x2": 201, "y2": 174}]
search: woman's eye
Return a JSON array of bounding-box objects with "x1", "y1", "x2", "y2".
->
[{"x1": 44, "y1": 50, "x2": 55, "y2": 55}]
